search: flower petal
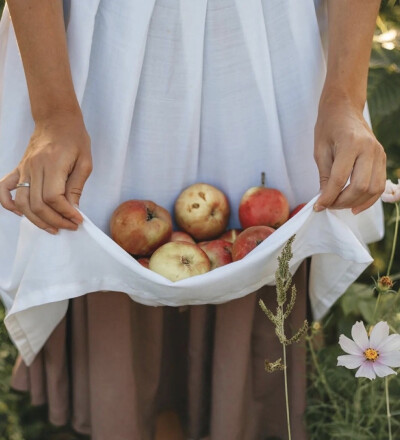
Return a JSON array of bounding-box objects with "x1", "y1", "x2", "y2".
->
[
  {"x1": 337, "y1": 355, "x2": 365, "y2": 369},
  {"x1": 377, "y1": 334, "x2": 400, "y2": 352},
  {"x1": 378, "y1": 352, "x2": 400, "y2": 368},
  {"x1": 339, "y1": 335, "x2": 363, "y2": 355},
  {"x1": 355, "y1": 362, "x2": 376, "y2": 380},
  {"x1": 372, "y1": 362, "x2": 397, "y2": 378},
  {"x1": 351, "y1": 321, "x2": 369, "y2": 351},
  {"x1": 381, "y1": 180, "x2": 400, "y2": 202},
  {"x1": 381, "y1": 193, "x2": 397, "y2": 203},
  {"x1": 369, "y1": 321, "x2": 390, "y2": 349}
]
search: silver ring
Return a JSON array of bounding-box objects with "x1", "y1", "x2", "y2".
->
[{"x1": 16, "y1": 182, "x2": 30, "y2": 188}]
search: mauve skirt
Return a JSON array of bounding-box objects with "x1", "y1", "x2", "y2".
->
[{"x1": 10, "y1": 264, "x2": 308, "y2": 440}]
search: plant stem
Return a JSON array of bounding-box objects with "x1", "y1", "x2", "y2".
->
[
  {"x1": 307, "y1": 336, "x2": 343, "y2": 419},
  {"x1": 373, "y1": 292, "x2": 382, "y2": 324},
  {"x1": 282, "y1": 322, "x2": 291, "y2": 440},
  {"x1": 387, "y1": 202, "x2": 399, "y2": 277},
  {"x1": 386, "y1": 376, "x2": 392, "y2": 440}
]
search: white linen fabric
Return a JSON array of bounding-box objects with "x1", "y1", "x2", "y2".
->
[{"x1": 0, "y1": 0, "x2": 384, "y2": 365}]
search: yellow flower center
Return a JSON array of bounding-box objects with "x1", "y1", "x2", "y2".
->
[{"x1": 364, "y1": 348, "x2": 379, "y2": 362}]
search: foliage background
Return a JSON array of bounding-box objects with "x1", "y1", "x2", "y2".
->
[
  {"x1": 0, "y1": 1, "x2": 399, "y2": 439},
  {"x1": 305, "y1": 2, "x2": 400, "y2": 438}
]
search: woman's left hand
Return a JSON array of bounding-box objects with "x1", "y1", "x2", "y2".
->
[{"x1": 313, "y1": 95, "x2": 386, "y2": 215}]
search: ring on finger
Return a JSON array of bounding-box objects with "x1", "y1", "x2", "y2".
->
[{"x1": 16, "y1": 182, "x2": 31, "y2": 188}]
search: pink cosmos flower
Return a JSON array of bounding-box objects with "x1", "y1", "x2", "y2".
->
[
  {"x1": 337, "y1": 321, "x2": 400, "y2": 380},
  {"x1": 381, "y1": 179, "x2": 400, "y2": 203}
]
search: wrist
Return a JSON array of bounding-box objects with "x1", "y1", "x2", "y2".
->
[
  {"x1": 32, "y1": 98, "x2": 83, "y2": 124},
  {"x1": 34, "y1": 107, "x2": 86, "y2": 132},
  {"x1": 319, "y1": 84, "x2": 366, "y2": 115}
]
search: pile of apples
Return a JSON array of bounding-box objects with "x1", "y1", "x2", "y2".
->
[{"x1": 110, "y1": 175, "x2": 305, "y2": 282}]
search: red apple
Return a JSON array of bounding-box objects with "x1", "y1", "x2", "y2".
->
[
  {"x1": 219, "y1": 229, "x2": 242, "y2": 244},
  {"x1": 232, "y1": 226, "x2": 275, "y2": 261},
  {"x1": 149, "y1": 242, "x2": 211, "y2": 282},
  {"x1": 110, "y1": 200, "x2": 172, "y2": 256},
  {"x1": 289, "y1": 203, "x2": 306, "y2": 219},
  {"x1": 137, "y1": 257, "x2": 150, "y2": 268},
  {"x1": 174, "y1": 183, "x2": 230, "y2": 241},
  {"x1": 239, "y1": 186, "x2": 289, "y2": 229},
  {"x1": 198, "y1": 239, "x2": 232, "y2": 270},
  {"x1": 170, "y1": 231, "x2": 196, "y2": 244}
]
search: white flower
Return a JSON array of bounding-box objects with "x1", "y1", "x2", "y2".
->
[
  {"x1": 381, "y1": 179, "x2": 400, "y2": 203},
  {"x1": 337, "y1": 321, "x2": 400, "y2": 380}
]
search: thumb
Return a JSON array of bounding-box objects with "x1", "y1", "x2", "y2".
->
[
  {"x1": 314, "y1": 145, "x2": 333, "y2": 212},
  {"x1": 65, "y1": 158, "x2": 92, "y2": 207}
]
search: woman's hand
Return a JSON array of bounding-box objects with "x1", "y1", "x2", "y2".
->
[
  {"x1": 0, "y1": 111, "x2": 92, "y2": 234},
  {"x1": 314, "y1": 95, "x2": 386, "y2": 215}
]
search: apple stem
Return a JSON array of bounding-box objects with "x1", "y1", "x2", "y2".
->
[{"x1": 261, "y1": 172, "x2": 266, "y2": 187}]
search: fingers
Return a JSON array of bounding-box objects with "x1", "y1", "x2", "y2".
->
[
  {"x1": 351, "y1": 148, "x2": 386, "y2": 215},
  {"x1": 0, "y1": 169, "x2": 23, "y2": 216},
  {"x1": 314, "y1": 138, "x2": 386, "y2": 214},
  {"x1": 14, "y1": 172, "x2": 59, "y2": 234},
  {"x1": 330, "y1": 152, "x2": 374, "y2": 210},
  {"x1": 42, "y1": 166, "x2": 84, "y2": 225},
  {"x1": 315, "y1": 145, "x2": 356, "y2": 211},
  {"x1": 29, "y1": 162, "x2": 80, "y2": 231},
  {"x1": 65, "y1": 158, "x2": 93, "y2": 207}
]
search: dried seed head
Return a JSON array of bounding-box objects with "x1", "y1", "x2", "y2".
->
[{"x1": 378, "y1": 275, "x2": 394, "y2": 292}]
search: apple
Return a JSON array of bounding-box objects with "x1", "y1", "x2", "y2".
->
[
  {"x1": 239, "y1": 184, "x2": 289, "y2": 229},
  {"x1": 289, "y1": 203, "x2": 306, "y2": 219},
  {"x1": 198, "y1": 239, "x2": 233, "y2": 270},
  {"x1": 137, "y1": 257, "x2": 150, "y2": 268},
  {"x1": 219, "y1": 229, "x2": 242, "y2": 244},
  {"x1": 149, "y1": 242, "x2": 211, "y2": 282},
  {"x1": 232, "y1": 226, "x2": 275, "y2": 261},
  {"x1": 170, "y1": 231, "x2": 196, "y2": 244},
  {"x1": 110, "y1": 200, "x2": 172, "y2": 256},
  {"x1": 174, "y1": 183, "x2": 230, "y2": 241}
]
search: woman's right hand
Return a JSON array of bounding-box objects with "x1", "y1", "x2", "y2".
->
[{"x1": 0, "y1": 111, "x2": 92, "y2": 234}]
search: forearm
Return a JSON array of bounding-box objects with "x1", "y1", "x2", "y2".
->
[
  {"x1": 7, "y1": 0, "x2": 81, "y2": 122},
  {"x1": 321, "y1": 0, "x2": 380, "y2": 111}
]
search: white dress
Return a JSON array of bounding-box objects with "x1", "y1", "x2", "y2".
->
[{"x1": 0, "y1": 0, "x2": 383, "y2": 365}]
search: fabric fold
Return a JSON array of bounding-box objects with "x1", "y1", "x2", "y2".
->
[{"x1": 2, "y1": 196, "x2": 376, "y2": 365}]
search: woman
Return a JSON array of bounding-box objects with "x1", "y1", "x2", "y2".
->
[{"x1": 0, "y1": 0, "x2": 385, "y2": 439}]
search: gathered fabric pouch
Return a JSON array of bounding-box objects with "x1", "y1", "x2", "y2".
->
[{"x1": 1, "y1": 195, "x2": 382, "y2": 365}]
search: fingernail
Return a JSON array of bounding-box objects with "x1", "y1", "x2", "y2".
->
[
  {"x1": 313, "y1": 203, "x2": 325, "y2": 212},
  {"x1": 71, "y1": 217, "x2": 83, "y2": 225},
  {"x1": 45, "y1": 228, "x2": 58, "y2": 235},
  {"x1": 14, "y1": 211, "x2": 23, "y2": 217}
]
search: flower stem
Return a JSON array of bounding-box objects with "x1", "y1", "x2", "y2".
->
[
  {"x1": 372, "y1": 292, "x2": 382, "y2": 324},
  {"x1": 387, "y1": 202, "x2": 399, "y2": 277},
  {"x1": 386, "y1": 376, "x2": 392, "y2": 440},
  {"x1": 282, "y1": 325, "x2": 291, "y2": 440}
]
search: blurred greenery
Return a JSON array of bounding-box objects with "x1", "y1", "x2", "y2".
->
[{"x1": 0, "y1": 0, "x2": 400, "y2": 439}]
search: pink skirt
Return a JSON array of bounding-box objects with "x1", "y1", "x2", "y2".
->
[{"x1": 11, "y1": 264, "x2": 308, "y2": 440}]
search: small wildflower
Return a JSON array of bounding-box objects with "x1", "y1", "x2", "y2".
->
[
  {"x1": 337, "y1": 321, "x2": 400, "y2": 380},
  {"x1": 381, "y1": 179, "x2": 400, "y2": 203}
]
